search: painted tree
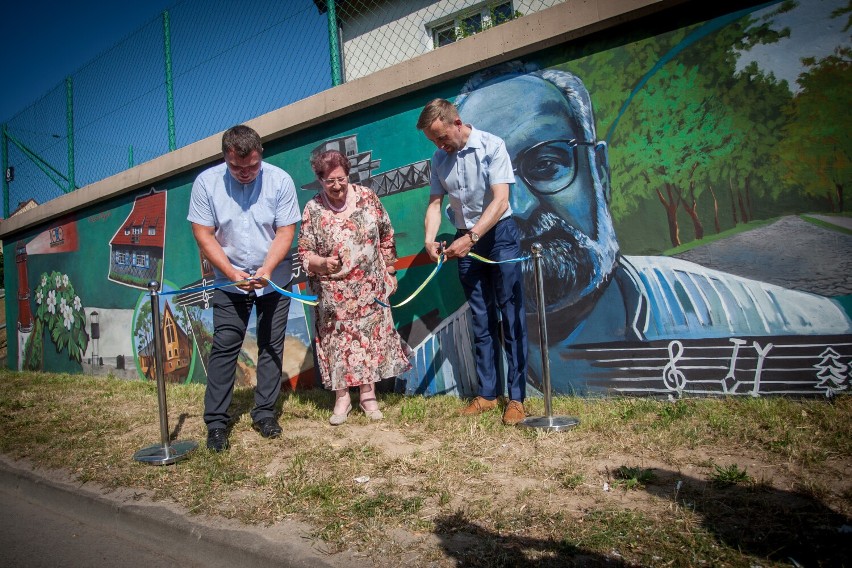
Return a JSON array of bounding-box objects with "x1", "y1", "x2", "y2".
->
[
  {"x1": 572, "y1": 25, "x2": 689, "y2": 226},
  {"x1": 813, "y1": 346, "x2": 850, "y2": 397},
  {"x1": 613, "y1": 62, "x2": 732, "y2": 247},
  {"x1": 601, "y1": 4, "x2": 794, "y2": 245},
  {"x1": 779, "y1": 45, "x2": 852, "y2": 212},
  {"x1": 679, "y1": 4, "x2": 793, "y2": 227},
  {"x1": 134, "y1": 301, "x2": 153, "y2": 356},
  {"x1": 715, "y1": 61, "x2": 791, "y2": 224},
  {"x1": 24, "y1": 271, "x2": 90, "y2": 370}
]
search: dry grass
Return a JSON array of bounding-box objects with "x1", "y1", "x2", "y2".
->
[{"x1": 1, "y1": 368, "x2": 850, "y2": 567}]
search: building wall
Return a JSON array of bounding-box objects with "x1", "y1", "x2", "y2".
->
[
  {"x1": 340, "y1": 0, "x2": 564, "y2": 80},
  {"x1": 1, "y1": 0, "x2": 850, "y2": 398}
]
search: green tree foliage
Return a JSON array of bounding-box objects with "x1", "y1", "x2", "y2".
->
[
  {"x1": 779, "y1": 45, "x2": 851, "y2": 212},
  {"x1": 578, "y1": 6, "x2": 796, "y2": 248},
  {"x1": 614, "y1": 61, "x2": 734, "y2": 247},
  {"x1": 23, "y1": 271, "x2": 89, "y2": 370},
  {"x1": 690, "y1": 6, "x2": 793, "y2": 226}
]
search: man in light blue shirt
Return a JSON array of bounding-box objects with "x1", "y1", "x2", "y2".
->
[
  {"x1": 187, "y1": 124, "x2": 300, "y2": 451},
  {"x1": 418, "y1": 98, "x2": 529, "y2": 425}
]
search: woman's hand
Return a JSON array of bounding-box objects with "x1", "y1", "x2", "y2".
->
[{"x1": 324, "y1": 256, "x2": 341, "y2": 274}]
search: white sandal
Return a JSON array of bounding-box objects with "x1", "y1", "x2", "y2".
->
[
  {"x1": 359, "y1": 398, "x2": 383, "y2": 420},
  {"x1": 329, "y1": 402, "x2": 352, "y2": 425}
]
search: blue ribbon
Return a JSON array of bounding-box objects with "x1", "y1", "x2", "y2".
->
[{"x1": 155, "y1": 278, "x2": 318, "y2": 305}]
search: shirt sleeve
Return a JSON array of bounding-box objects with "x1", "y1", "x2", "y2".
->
[
  {"x1": 274, "y1": 172, "x2": 302, "y2": 228},
  {"x1": 187, "y1": 174, "x2": 214, "y2": 226},
  {"x1": 486, "y1": 139, "x2": 516, "y2": 186},
  {"x1": 297, "y1": 202, "x2": 318, "y2": 276},
  {"x1": 429, "y1": 156, "x2": 447, "y2": 197}
]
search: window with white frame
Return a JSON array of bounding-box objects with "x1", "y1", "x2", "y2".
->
[{"x1": 430, "y1": 2, "x2": 515, "y2": 49}]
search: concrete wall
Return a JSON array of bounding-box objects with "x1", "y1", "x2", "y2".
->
[{"x1": 2, "y1": 0, "x2": 850, "y2": 398}]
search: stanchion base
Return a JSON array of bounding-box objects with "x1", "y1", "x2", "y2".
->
[
  {"x1": 518, "y1": 415, "x2": 580, "y2": 431},
  {"x1": 133, "y1": 440, "x2": 198, "y2": 466}
]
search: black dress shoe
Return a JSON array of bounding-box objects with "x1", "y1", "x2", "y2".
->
[
  {"x1": 252, "y1": 417, "x2": 282, "y2": 439},
  {"x1": 206, "y1": 428, "x2": 230, "y2": 452}
]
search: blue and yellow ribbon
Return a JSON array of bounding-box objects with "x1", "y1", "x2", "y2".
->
[
  {"x1": 156, "y1": 250, "x2": 526, "y2": 311},
  {"x1": 375, "y1": 254, "x2": 445, "y2": 308},
  {"x1": 156, "y1": 278, "x2": 318, "y2": 306},
  {"x1": 468, "y1": 252, "x2": 530, "y2": 265}
]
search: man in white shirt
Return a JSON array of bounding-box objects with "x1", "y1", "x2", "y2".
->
[
  {"x1": 418, "y1": 99, "x2": 529, "y2": 425},
  {"x1": 187, "y1": 125, "x2": 300, "y2": 451}
]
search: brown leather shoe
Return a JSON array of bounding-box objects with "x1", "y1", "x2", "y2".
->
[
  {"x1": 502, "y1": 400, "x2": 526, "y2": 425},
  {"x1": 459, "y1": 396, "x2": 498, "y2": 416}
]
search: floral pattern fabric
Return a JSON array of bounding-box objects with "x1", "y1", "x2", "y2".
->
[{"x1": 298, "y1": 185, "x2": 412, "y2": 390}]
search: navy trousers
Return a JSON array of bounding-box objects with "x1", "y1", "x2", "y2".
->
[
  {"x1": 457, "y1": 218, "x2": 528, "y2": 402},
  {"x1": 204, "y1": 288, "x2": 290, "y2": 430}
]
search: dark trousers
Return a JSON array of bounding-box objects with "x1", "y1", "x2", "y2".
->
[
  {"x1": 204, "y1": 288, "x2": 290, "y2": 430},
  {"x1": 457, "y1": 218, "x2": 528, "y2": 402}
]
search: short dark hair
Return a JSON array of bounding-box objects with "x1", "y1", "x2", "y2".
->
[
  {"x1": 416, "y1": 98, "x2": 459, "y2": 130},
  {"x1": 310, "y1": 150, "x2": 351, "y2": 178},
  {"x1": 222, "y1": 125, "x2": 263, "y2": 157}
]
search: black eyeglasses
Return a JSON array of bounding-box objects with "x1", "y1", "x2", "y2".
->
[{"x1": 513, "y1": 139, "x2": 597, "y2": 195}]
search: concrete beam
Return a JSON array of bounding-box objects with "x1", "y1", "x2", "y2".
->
[{"x1": 0, "y1": 0, "x2": 684, "y2": 239}]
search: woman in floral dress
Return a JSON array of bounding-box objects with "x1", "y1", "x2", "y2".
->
[{"x1": 298, "y1": 150, "x2": 412, "y2": 425}]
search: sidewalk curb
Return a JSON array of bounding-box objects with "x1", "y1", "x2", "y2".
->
[{"x1": 0, "y1": 455, "x2": 363, "y2": 568}]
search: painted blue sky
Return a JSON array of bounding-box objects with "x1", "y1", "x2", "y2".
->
[
  {"x1": 0, "y1": 0, "x2": 177, "y2": 123},
  {"x1": 737, "y1": 0, "x2": 849, "y2": 91}
]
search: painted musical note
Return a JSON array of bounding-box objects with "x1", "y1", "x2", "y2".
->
[{"x1": 662, "y1": 340, "x2": 686, "y2": 392}]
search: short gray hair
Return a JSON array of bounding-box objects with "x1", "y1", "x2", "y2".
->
[{"x1": 456, "y1": 62, "x2": 597, "y2": 142}]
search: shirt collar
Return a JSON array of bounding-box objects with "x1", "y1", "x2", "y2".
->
[
  {"x1": 462, "y1": 125, "x2": 482, "y2": 152},
  {"x1": 226, "y1": 163, "x2": 263, "y2": 187}
]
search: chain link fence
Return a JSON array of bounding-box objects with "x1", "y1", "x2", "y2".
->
[{"x1": 2, "y1": 0, "x2": 564, "y2": 217}]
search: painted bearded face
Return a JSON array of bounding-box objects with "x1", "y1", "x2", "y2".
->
[{"x1": 458, "y1": 73, "x2": 619, "y2": 314}]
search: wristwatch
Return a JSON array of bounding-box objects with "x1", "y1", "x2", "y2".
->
[{"x1": 468, "y1": 231, "x2": 480, "y2": 244}]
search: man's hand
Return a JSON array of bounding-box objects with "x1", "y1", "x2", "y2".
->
[
  {"x1": 425, "y1": 241, "x2": 446, "y2": 262},
  {"x1": 232, "y1": 269, "x2": 256, "y2": 291},
  {"x1": 443, "y1": 235, "x2": 474, "y2": 259}
]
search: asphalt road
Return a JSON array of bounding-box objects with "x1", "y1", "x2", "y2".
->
[
  {"x1": 673, "y1": 215, "x2": 852, "y2": 297},
  {"x1": 0, "y1": 457, "x2": 360, "y2": 568},
  {"x1": 0, "y1": 483, "x2": 202, "y2": 568}
]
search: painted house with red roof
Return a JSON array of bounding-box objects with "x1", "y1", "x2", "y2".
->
[
  {"x1": 109, "y1": 189, "x2": 166, "y2": 288},
  {"x1": 137, "y1": 300, "x2": 191, "y2": 383}
]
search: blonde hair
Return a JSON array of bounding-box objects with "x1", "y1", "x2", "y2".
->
[{"x1": 416, "y1": 98, "x2": 459, "y2": 130}]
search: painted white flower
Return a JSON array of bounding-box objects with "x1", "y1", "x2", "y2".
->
[
  {"x1": 73, "y1": 296, "x2": 82, "y2": 311},
  {"x1": 63, "y1": 307, "x2": 73, "y2": 330},
  {"x1": 60, "y1": 297, "x2": 67, "y2": 312},
  {"x1": 54, "y1": 274, "x2": 61, "y2": 288},
  {"x1": 36, "y1": 290, "x2": 43, "y2": 305},
  {"x1": 47, "y1": 290, "x2": 57, "y2": 314},
  {"x1": 62, "y1": 274, "x2": 69, "y2": 287},
  {"x1": 41, "y1": 275, "x2": 47, "y2": 287}
]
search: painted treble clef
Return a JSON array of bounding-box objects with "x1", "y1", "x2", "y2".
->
[{"x1": 662, "y1": 340, "x2": 686, "y2": 392}]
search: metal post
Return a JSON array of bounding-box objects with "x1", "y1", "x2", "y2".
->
[
  {"x1": 128, "y1": 145, "x2": 134, "y2": 168},
  {"x1": 2, "y1": 123, "x2": 9, "y2": 218},
  {"x1": 327, "y1": 0, "x2": 343, "y2": 86},
  {"x1": 133, "y1": 281, "x2": 197, "y2": 465},
  {"x1": 519, "y1": 243, "x2": 580, "y2": 431},
  {"x1": 163, "y1": 11, "x2": 176, "y2": 152},
  {"x1": 65, "y1": 77, "x2": 75, "y2": 191}
]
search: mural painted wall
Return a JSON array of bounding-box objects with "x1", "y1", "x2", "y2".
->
[{"x1": 3, "y1": 0, "x2": 850, "y2": 399}]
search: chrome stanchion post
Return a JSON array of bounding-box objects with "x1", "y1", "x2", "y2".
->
[
  {"x1": 519, "y1": 243, "x2": 580, "y2": 431},
  {"x1": 133, "y1": 281, "x2": 197, "y2": 465}
]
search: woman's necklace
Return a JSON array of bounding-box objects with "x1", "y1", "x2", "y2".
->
[{"x1": 322, "y1": 185, "x2": 350, "y2": 213}]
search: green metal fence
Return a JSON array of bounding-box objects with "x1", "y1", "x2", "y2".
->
[{"x1": 1, "y1": 0, "x2": 563, "y2": 218}]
